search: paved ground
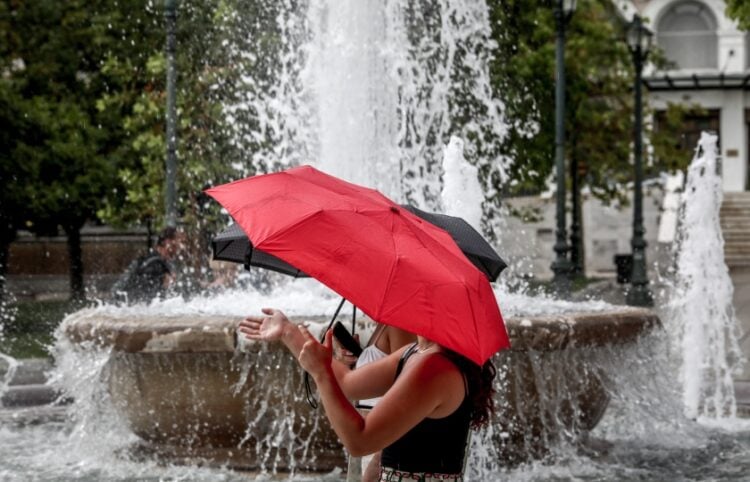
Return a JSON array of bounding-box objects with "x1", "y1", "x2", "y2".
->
[
  {"x1": 731, "y1": 268, "x2": 750, "y2": 416},
  {"x1": 737, "y1": 381, "x2": 750, "y2": 417}
]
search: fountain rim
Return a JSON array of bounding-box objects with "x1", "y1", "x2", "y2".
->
[{"x1": 61, "y1": 306, "x2": 660, "y2": 354}]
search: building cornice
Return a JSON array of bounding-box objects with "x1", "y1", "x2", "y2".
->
[{"x1": 643, "y1": 72, "x2": 750, "y2": 90}]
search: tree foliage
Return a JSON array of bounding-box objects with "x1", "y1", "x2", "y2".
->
[
  {"x1": 1, "y1": 1, "x2": 239, "y2": 298},
  {"x1": 1, "y1": 0, "x2": 711, "y2": 298},
  {"x1": 726, "y1": 0, "x2": 750, "y2": 30},
  {"x1": 488, "y1": 0, "x2": 693, "y2": 206},
  {"x1": 1, "y1": 0, "x2": 125, "y2": 299},
  {"x1": 92, "y1": 1, "x2": 237, "y2": 281}
]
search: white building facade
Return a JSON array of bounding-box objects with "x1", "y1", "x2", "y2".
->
[{"x1": 635, "y1": 0, "x2": 749, "y2": 192}]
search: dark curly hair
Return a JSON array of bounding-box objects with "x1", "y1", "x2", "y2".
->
[
  {"x1": 444, "y1": 350, "x2": 497, "y2": 428},
  {"x1": 156, "y1": 226, "x2": 179, "y2": 246}
]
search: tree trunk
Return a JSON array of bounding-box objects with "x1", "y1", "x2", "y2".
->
[
  {"x1": 0, "y1": 224, "x2": 15, "y2": 303},
  {"x1": 0, "y1": 237, "x2": 9, "y2": 303},
  {"x1": 64, "y1": 223, "x2": 85, "y2": 302},
  {"x1": 146, "y1": 216, "x2": 153, "y2": 250}
]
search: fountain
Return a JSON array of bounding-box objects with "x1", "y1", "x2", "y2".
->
[
  {"x1": 2, "y1": 1, "x2": 749, "y2": 481},
  {"x1": 55, "y1": 0, "x2": 659, "y2": 466},
  {"x1": 59, "y1": 296, "x2": 658, "y2": 470},
  {"x1": 667, "y1": 132, "x2": 745, "y2": 419}
]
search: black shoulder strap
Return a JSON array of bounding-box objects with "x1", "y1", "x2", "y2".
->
[
  {"x1": 394, "y1": 343, "x2": 419, "y2": 381},
  {"x1": 441, "y1": 350, "x2": 470, "y2": 397}
]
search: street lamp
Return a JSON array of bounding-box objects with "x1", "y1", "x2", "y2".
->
[
  {"x1": 550, "y1": 0, "x2": 577, "y2": 293},
  {"x1": 625, "y1": 15, "x2": 654, "y2": 307},
  {"x1": 165, "y1": 0, "x2": 178, "y2": 228},
  {"x1": 570, "y1": 150, "x2": 583, "y2": 276}
]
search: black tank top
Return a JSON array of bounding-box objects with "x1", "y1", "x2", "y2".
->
[{"x1": 380, "y1": 344, "x2": 472, "y2": 474}]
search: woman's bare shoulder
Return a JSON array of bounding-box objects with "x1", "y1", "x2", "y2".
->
[
  {"x1": 383, "y1": 326, "x2": 416, "y2": 353},
  {"x1": 404, "y1": 350, "x2": 463, "y2": 385}
]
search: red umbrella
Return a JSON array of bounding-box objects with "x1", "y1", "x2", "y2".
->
[{"x1": 206, "y1": 165, "x2": 509, "y2": 365}]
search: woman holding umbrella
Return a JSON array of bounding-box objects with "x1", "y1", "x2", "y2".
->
[
  {"x1": 333, "y1": 323, "x2": 416, "y2": 481},
  {"x1": 238, "y1": 308, "x2": 497, "y2": 482},
  {"x1": 212, "y1": 165, "x2": 508, "y2": 479}
]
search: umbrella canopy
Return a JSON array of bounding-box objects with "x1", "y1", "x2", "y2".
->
[
  {"x1": 206, "y1": 165, "x2": 509, "y2": 365},
  {"x1": 212, "y1": 206, "x2": 506, "y2": 281},
  {"x1": 400, "y1": 205, "x2": 506, "y2": 281},
  {"x1": 212, "y1": 223, "x2": 307, "y2": 277}
]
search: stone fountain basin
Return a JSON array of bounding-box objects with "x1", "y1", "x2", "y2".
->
[{"x1": 62, "y1": 306, "x2": 659, "y2": 469}]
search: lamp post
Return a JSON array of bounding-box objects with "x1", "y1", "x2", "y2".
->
[
  {"x1": 550, "y1": 0, "x2": 577, "y2": 293},
  {"x1": 625, "y1": 15, "x2": 654, "y2": 307},
  {"x1": 165, "y1": 0, "x2": 178, "y2": 228},
  {"x1": 570, "y1": 149, "x2": 583, "y2": 275}
]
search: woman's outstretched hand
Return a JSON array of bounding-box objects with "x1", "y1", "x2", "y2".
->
[
  {"x1": 298, "y1": 326, "x2": 334, "y2": 379},
  {"x1": 238, "y1": 308, "x2": 290, "y2": 342}
]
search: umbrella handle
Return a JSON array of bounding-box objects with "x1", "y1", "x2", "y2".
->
[
  {"x1": 305, "y1": 296, "x2": 348, "y2": 408},
  {"x1": 323, "y1": 297, "x2": 347, "y2": 342},
  {"x1": 243, "y1": 243, "x2": 253, "y2": 271},
  {"x1": 351, "y1": 305, "x2": 356, "y2": 336}
]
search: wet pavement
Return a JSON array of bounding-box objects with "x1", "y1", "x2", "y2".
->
[{"x1": 731, "y1": 267, "x2": 750, "y2": 415}]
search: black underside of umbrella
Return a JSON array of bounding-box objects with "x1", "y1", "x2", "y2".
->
[
  {"x1": 400, "y1": 205, "x2": 507, "y2": 282},
  {"x1": 212, "y1": 205, "x2": 506, "y2": 281},
  {"x1": 212, "y1": 223, "x2": 308, "y2": 277}
]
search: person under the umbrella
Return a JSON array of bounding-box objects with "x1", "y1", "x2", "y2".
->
[
  {"x1": 333, "y1": 323, "x2": 416, "y2": 482},
  {"x1": 238, "y1": 308, "x2": 496, "y2": 482}
]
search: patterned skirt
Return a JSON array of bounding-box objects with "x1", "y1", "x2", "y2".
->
[{"x1": 378, "y1": 466, "x2": 463, "y2": 481}]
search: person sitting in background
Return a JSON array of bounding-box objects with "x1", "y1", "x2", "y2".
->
[
  {"x1": 111, "y1": 227, "x2": 184, "y2": 303},
  {"x1": 333, "y1": 323, "x2": 416, "y2": 482}
]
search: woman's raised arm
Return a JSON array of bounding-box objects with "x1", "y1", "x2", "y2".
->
[
  {"x1": 298, "y1": 328, "x2": 464, "y2": 457},
  {"x1": 238, "y1": 308, "x2": 400, "y2": 400}
]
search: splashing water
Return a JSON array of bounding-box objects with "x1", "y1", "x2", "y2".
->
[
  {"x1": 1, "y1": 269, "x2": 749, "y2": 481},
  {"x1": 0, "y1": 288, "x2": 19, "y2": 402},
  {"x1": 667, "y1": 132, "x2": 745, "y2": 419},
  {"x1": 441, "y1": 135, "x2": 484, "y2": 230},
  {"x1": 3, "y1": 0, "x2": 750, "y2": 479},
  {"x1": 224, "y1": 0, "x2": 509, "y2": 210},
  {"x1": 0, "y1": 352, "x2": 19, "y2": 397}
]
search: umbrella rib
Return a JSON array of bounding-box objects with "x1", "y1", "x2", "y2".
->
[
  {"x1": 375, "y1": 213, "x2": 485, "y2": 331},
  {"x1": 398, "y1": 215, "x2": 480, "y2": 284},
  {"x1": 464, "y1": 283, "x2": 482, "y2": 363},
  {"x1": 285, "y1": 169, "x2": 393, "y2": 209},
  {"x1": 246, "y1": 208, "x2": 324, "y2": 252},
  {"x1": 373, "y1": 211, "x2": 400, "y2": 322}
]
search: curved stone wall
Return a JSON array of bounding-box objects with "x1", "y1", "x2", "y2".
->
[{"x1": 62, "y1": 307, "x2": 659, "y2": 470}]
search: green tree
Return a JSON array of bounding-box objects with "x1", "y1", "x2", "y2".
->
[
  {"x1": 726, "y1": 0, "x2": 750, "y2": 30},
  {"x1": 0, "y1": 1, "x2": 36, "y2": 300},
  {"x1": 94, "y1": 0, "x2": 237, "y2": 283},
  {"x1": 1, "y1": 1, "x2": 130, "y2": 301},
  {"x1": 488, "y1": 0, "x2": 696, "y2": 273},
  {"x1": 0, "y1": 77, "x2": 35, "y2": 300},
  {"x1": 2, "y1": 0, "x2": 237, "y2": 300},
  {"x1": 489, "y1": 0, "x2": 639, "y2": 201}
]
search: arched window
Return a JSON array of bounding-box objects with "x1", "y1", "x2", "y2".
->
[{"x1": 657, "y1": 1, "x2": 718, "y2": 69}]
